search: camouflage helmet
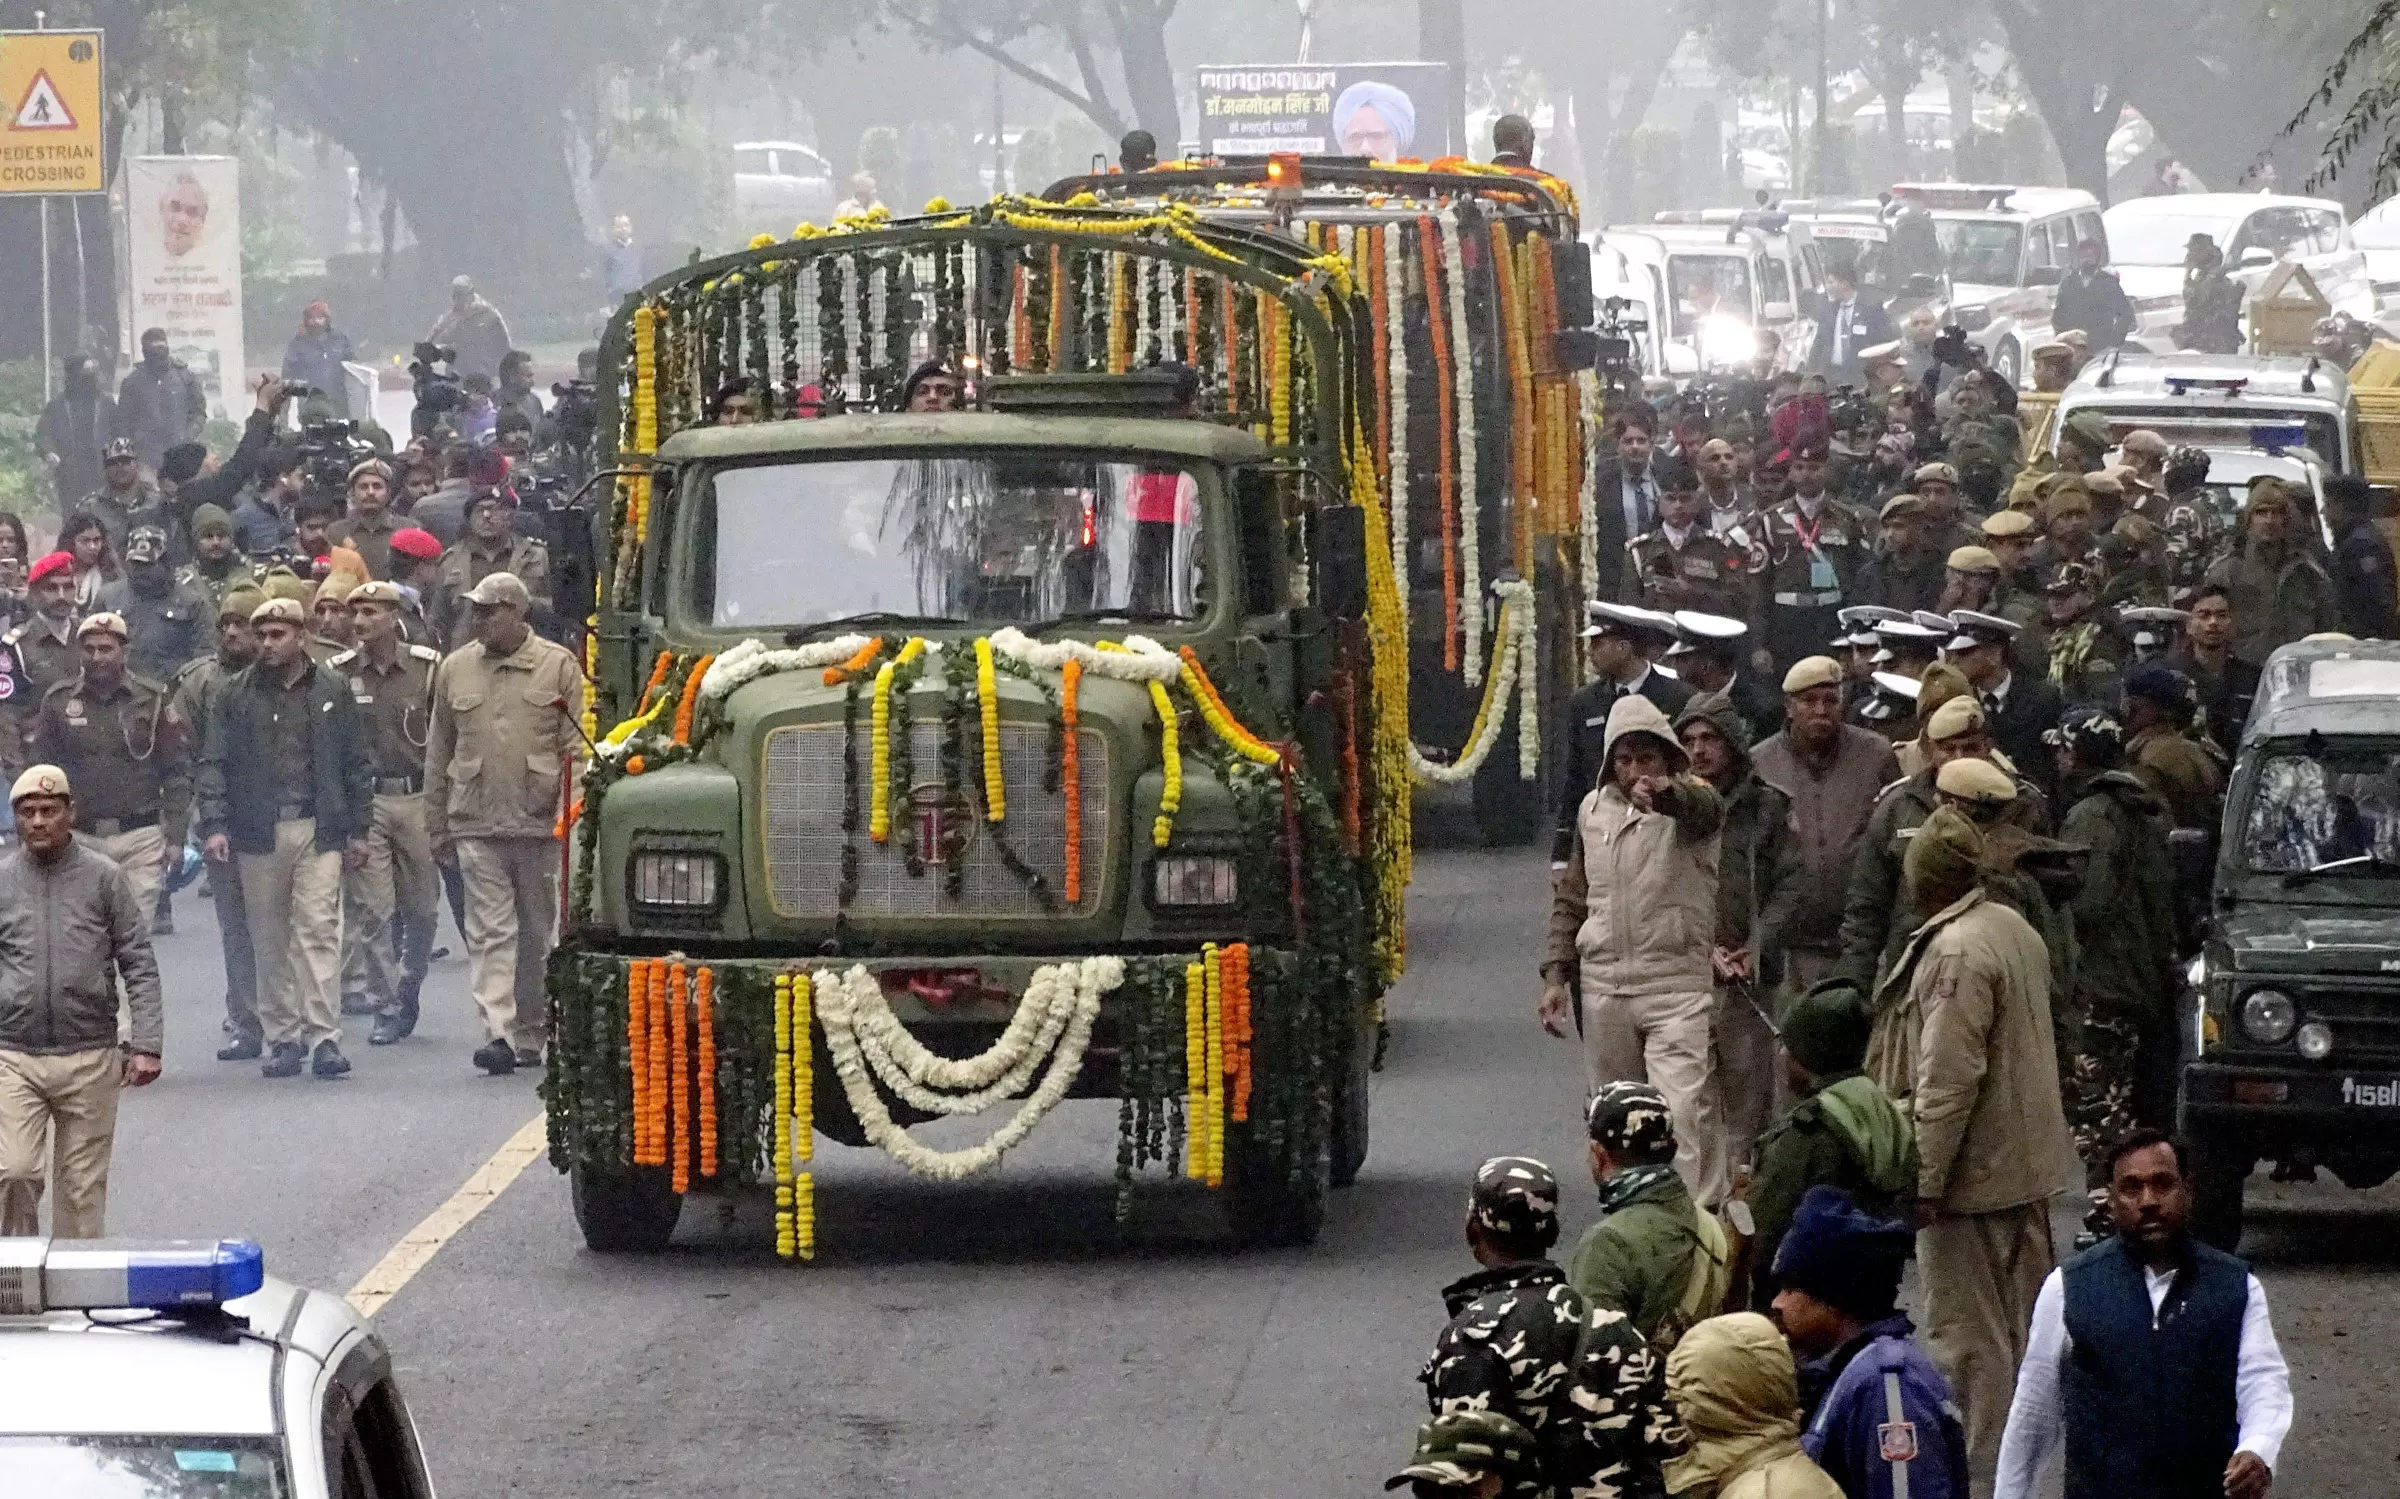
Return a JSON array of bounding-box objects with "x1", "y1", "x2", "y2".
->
[
  {"x1": 1468, "y1": 1156, "x2": 1561, "y2": 1243},
  {"x1": 1385, "y1": 1410, "x2": 1542, "y2": 1492},
  {"x1": 1586, "y1": 1080, "x2": 1676, "y2": 1157},
  {"x1": 2044, "y1": 704, "x2": 2126, "y2": 768}
]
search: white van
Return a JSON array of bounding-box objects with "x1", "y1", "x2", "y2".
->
[
  {"x1": 2102, "y1": 193, "x2": 2377, "y2": 349},
  {"x1": 1888, "y1": 182, "x2": 2106, "y2": 387},
  {"x1": 1597, "y1": 218, "x2": 1822, "y2": 377}
]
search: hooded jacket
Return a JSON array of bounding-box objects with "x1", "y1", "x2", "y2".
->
[
  {"x1": 1545, "y1": 695, "x2": 1725, "y2": 1000},
  {"x1": 2059, "y1": 769, "x2": 2177, "y2": 1023},
  {"x1": 1677, "y1": 692, "x2": 1800, "y2": 983},
  {"x1": 2203, "y1": 540, "x2": 2337, "y2": 667},
  {"x1": 1665, "y1": 1313, "x2": 1844, "y2": 1499},
  {"x1": 1747, "y1": 1074, "x2": 1918, "y2": 1298}
]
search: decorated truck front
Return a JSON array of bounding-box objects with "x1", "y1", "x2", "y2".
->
[
  {"x1": 548, "y1": 208, "x2": 1411, "y2": 1257},
  {"x1": 1047, "y1": 160, "x2": 1596, "y2": 846}
]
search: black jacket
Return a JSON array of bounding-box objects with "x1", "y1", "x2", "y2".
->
[
  {"x1": 2051, "y1": 268, "x2": 2137, "y2": 348},
  {"x1": 2332, "y1": 519, "x2": 2400, "y2": 640},
  {"x1": 1549, "y1": 669, "x2": 1695, "y2": 862},
  {"x1": 167, "y1": 409, "x2": 277, "y2": 524},
  {"x1": 1807, "y1": 296, "x2": 1894, "y2": 383},
  {"x1": 195, "y1": 657, "x2": 374, "y2": 855},
  {"x1": 1591, "y1": 461, "x2": 1659, "y2": 598},
  {"x1": 1984, "y1": 671, "x2": 2065, "y2": 795}
]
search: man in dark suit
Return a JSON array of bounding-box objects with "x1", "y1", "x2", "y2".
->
[
  {"x1": 1549, "y1": 602, "x2": 1694, "y2": 864},
  {"x1": 1590, "y1": 419, "x2": 1662, "y2": 601},
  {"x1": 2051, "y1": 239, "x2": 2138, "y2": 351},
  {"x1": 1942, "y1": 608, "x2": 2065, "y2": 792},
  {"x1": 1807, "y1": 265, "x2": 1893, "y2": 387}
]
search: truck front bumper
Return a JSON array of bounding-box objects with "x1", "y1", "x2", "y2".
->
[{"x1": 2182, "y1": 1058, "x2": 2400, "y2": 1134}]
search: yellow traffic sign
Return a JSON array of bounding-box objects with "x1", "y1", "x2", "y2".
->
[{"x1": 0, "y1": 30, "x2": 102, "y2": 194}]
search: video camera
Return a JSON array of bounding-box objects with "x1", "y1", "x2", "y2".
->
[
  {"x1": 409, "y1": 342, "x2": 466, "y2": 440},
  {"x1": 1930, "y1": 323, "x2": 1984, "y2": 370},
  {"x1": 1595, "y1": 296, "x2": 1650, "y2": 399},
  {"x1": 292, "y1": 417, "x2": 375, "y2": 500},
  {"x1": 547, "y1": 377, "x2": 600, "y2": 481}
]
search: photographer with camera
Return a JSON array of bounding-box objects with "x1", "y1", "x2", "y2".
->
[
  {"x1": 160, "y1": 376, "x2": 299, "y2": 559},
  {"x1": 408, "y1": 343, "x2": 468, "y2": 444},
  {"x1": 231, "y1": 448, "x2": 304, "y2": 560}
]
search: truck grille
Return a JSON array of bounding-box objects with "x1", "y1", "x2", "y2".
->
[{"x1": 760, "y1": 721, "x2": 1108, "y2": 919}]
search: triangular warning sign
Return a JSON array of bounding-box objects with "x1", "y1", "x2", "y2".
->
[{"x1": 11, "y1": 70, "x2": 75, "y2": 131}]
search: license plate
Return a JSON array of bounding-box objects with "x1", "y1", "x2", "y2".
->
[{"x1": 2341, "y1": 1076, "x2": 2400, "y2": 1107}]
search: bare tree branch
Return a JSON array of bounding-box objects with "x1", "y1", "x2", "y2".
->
[{"x1": 889, "y1": 2, "x2": 1126, "y2": 136}]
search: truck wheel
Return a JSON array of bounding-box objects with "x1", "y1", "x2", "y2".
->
[
  {"x1": 1330, "y1": 1015, "x2": 1373, "y2": 1188},
  {"x1": 570, "y1": 1160, "x2": 684, "y2": 1252},
  {"x1": 2189, "y1": 1131, "x2": 2251, "y2": 1252},
  {"x1": 1225, "y1": 1134, "x2": 1327, "y2": 1248},
  {"x1": 1471, "y1": 729, "x2": 1541, "y2": 848}
]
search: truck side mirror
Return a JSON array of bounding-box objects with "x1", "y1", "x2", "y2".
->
[
  {"x1": 1307, "y1": 503, "x2": 1368, "y2": 622},
  {"x1": 1553, "y1": 240, "x2": 1594, "y2": 329}
]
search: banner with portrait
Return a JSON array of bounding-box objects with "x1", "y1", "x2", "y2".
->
[
  {"x1": 1193, "y1": 63, "x2": 1454, "y2": 163},
  {"x1": 124, "y1": 154, "x2": 245, "y2": 420}
]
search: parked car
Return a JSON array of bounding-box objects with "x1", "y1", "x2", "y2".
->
[
  {"x1": 730, "y1": 140, "x2": 837, "y2": 241},
  {"x1": 2349, "y1": 194, "x2": 2400, "y2": 301},
  {"x1": 1597, "y1": 217, "x2": 1822, "y2": 377},
  {"x1": 1887, "y1": 182, "x2": 2106, "y2": 388},
  {"x1": 2103, "y1": 193, "x2": 2378, "y2": 350},
  {"x1": 2050, "y1": 350, "x2": 2362, "y2": 479}
]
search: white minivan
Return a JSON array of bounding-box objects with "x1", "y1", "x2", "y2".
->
[{"x1": 2102, "y1": 193, "x2": 2377, "y2": 349}]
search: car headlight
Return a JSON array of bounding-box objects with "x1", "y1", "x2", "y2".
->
[
  {"x1": 2296, "y1": 1020, "x2": 2334, "y2": 1061},
  {"x1": 1152, "y1": 855, "x2": 1238, "y2": 907},
  {"x1": 630, "y1": 848, "x2": 724, "y2": 912},
  {"x1": 1953, "y1": 305, "x2": 1992, "y2": 332},
  {"x1": 2239, "y1": 988, "x2": 2297, "y2": 1045},
  {"x1": 1696, "y1": 313, "x2": 1756, "y2": 367}
]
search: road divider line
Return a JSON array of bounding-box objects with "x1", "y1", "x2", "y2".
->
[{"x1": 347, "y1": 1113, "x2": 548, "y2": 1318}]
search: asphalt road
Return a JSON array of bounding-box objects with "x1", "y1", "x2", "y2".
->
[{"x1": 98, "y1": 848, "x2": 2400, "y2": 1497}]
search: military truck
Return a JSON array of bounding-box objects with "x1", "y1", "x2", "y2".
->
[
  {"x1": 1049, "y1": 158, "x2": 1595, "y2": 846},
  {"x1": 2183, "y1": 638, "x2": 2400, "y2": 1247},
  {"x1": 546, "y1": 205, "x2": 1410, "y2": 1256}
]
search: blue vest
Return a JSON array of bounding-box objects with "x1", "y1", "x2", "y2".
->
[{"x1": 2060, "y1": 1236, "x2": 2248, "y2": 1499}]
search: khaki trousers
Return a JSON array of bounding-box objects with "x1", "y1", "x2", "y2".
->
[
  {"x1": 1713, "y1": 983, "x2": 1780, "y2": 1173},
  {"x1": 92, "y1": 824, "x2": 166, "y2": 918},
  {"x1": 213, "y1": 857, "x2": 260, "y2": 1039},
  {"x1": 0, "y1": 1047, "x2": 122, "y2": 1238},
  {"x1": 457, "y1": 837, "x2": 558, "y2": 1051},
  {"x1": 1582, "y1": 986, "x2": 1728, "y2": 1207},
  {"x1": 344, "y1": 794, "x2": 439, "y2": 1015},
  {"x1": 241, "y1": 819, "x2": 345, "y2": 1050},
  {"x1": 1919, "y1": 1201, "x2": 2057, "y2": 1499}
]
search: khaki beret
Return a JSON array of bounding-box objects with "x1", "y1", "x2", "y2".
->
[
  {"x1": 1913, "y1": 461, "x2": 1960, "y2": 488},
  {"x1": 1782, "y1": 656, "x2": 1844, "y2": 694},
  {"x1": 219, "y1": 585, "x2": 266, "y2": 624},
  {"x1": 1982, "y1": 509, "x2": 2036, "y2": 539},
  {"x1": 1880, "y1": 493, "x2": 1927, "y2": 520},
  {"x1": 76, "y1": 611, "x2": 128, "y2": 641},
  {"x1": 1925, "y1": 695, "x2": 1986, "y2": 741},
  {"x1": 1946, "y1": 545, "x2": 2001, "y2": 572},
  {"x1": 348, "y1": 580, "x2": 405, "y2": 607},
  {"x1": 252, "y1": 597, "x2": 308, "y2": 626},
  {"x1": 1936, "y1": 756, "x2": 2019, "y2": 803},
  {"x1": 315, "y1": 576, "x2": 357, "y2": 605},
  {"x1": 10, "y1": 763, "x2": 69, "y2": 802}
]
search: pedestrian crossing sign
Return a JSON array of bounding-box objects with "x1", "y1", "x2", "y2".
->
[{"x1": 0, "y1": 30, "x2": 102, "y2": 194}]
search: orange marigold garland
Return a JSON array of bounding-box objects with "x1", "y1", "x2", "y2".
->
[
  {"x1": 1061, "y1": 658, "x2": 1083, "y2": 904},
  {"x1": 1225, "y1": 943, "x2": 1253, "y2": 1122},
  {"x1": 1419, "y1": 217, "x2": 1460, "y2": 672},
  {"x1": 646, "y1": 959, "x2": 669, "y2": 1168},
  {"x1": 641, "y1": 649, "x2": 674, "y2": 710},
  {"x1": 672, "y1": 653, "x2": 717, "y2": 745},
  {"x1": 1047, "y1": 245, "x2": 1068, "y2": 370},
  {"x1": 695, "y1": 965, "x2": 718, "y2": 1179},
  {"x1": 627, "y1": 959, "x2": 653, "y2": 1164},
  {"x1": 668, "y1": 960, "x2": 692, "y2": 1194},
  {"x1": 822, "y1": 635, "x2": 885, "y2": 687}
]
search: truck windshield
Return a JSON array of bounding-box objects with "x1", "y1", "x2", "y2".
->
[
  {"x1": 1932, "y1": 219, "x2": 2022, "y2": 285},
  {"x1": 690, "y1": 453, "x2": 1208, "y2": 631},
  {"x1": 2237, "y1": 745, "x2": 2400, "y2": 873},
  {"x1": 0, "y1": 1435, "x2": 286, "y2": 1497}
]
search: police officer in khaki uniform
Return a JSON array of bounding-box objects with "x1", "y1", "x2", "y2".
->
[
  {"x1": 431, "y1": 493, "x2": 550, "y2": 649},
  {"x1": 3, "y1": 552, "x2": 88, "y2": 782},
  {"x1": 329, "y1": 581, "x2": 443, "y2": 1047},
  {"x1": 424, "y1": 572, "x2": 584, "y2": 1075},
  {"x1": 31, "y1": 612, "x2": 189, "y2": 926},
  {"x1": 172, "y1": 585, "x2": 267, "y2": 1059},
  {"x1": 309, "y1": 575, "x2": 357, "y2": 666},
  {"x1": 328, "y1": 459, "x2": 405, "y2": 581}
]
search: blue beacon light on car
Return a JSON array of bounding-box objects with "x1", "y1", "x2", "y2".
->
[{"x1": 0, "y1": 1238, "x2": 265, "y2": 1314}]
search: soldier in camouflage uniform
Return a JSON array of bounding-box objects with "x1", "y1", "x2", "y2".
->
[
  {"x1": 1422, "y1": 1156, "x2": 1680, "y2": 1499},
  {"x1": 1569, "y1": 1084, "x2": 1731, "y2": 1355},
  {"x1": 2045, "y1": 707, "x2": 2180, "y2": 1231},
  {"x1": 2156, "y1": 446, "x2": 2227, "y2": 599},
  {"x1": 1625, "y1": 465, "x2": 1754, "y2": 618},
  {"x1": 2043, "y1": 562, "x2": 2125, "y2": 708},
  {"x1": 1388, "y1": 1410, "x2": 1544, "y2": 1497}
]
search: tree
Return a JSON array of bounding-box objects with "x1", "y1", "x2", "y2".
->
[
  {"x1": 1523, "y1": 0, "x2": 1692, "y2": 222},
  {"x1": 884, "y1": 0, "x2": 1183, "y2": 147},
  {"x1": 2279, "y1": 0, "x2": 2400, "y2": 201}
]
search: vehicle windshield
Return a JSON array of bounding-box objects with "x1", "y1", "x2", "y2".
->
[
  {"x1": 2237, "y1": 744, "x2": 2400, "y2": 873},
  {"x1": 689, "y1": 453, "x2": 1210, "y2": 631},
  {"x1": 2103, "y1": 213, "x2": 2236, "y2": 265},
  {"x1": 1932, "y1": 218, "x2": 2022, "y2": 284},
  {"x1": 1668, "y1": 255, "x2": 1755, "y2": 332},
  {"x1": 0, "y1": 1435, "x2": 286, "y2": 1497},
  {"x1": 2062, "y1": 409, "x2": 2347, "y2": 474}
]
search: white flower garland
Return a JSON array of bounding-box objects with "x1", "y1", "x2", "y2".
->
[
  {"x1": 985, "y1": 626, "x2": 1181, "y2": 682},
  {"x1": 1385, "y1": 223, "x2": 1411, "y2": 636},
  {"x1": 1576, "y1": 372, "x2": 1602, "y2": 682},
  {"x1": 695, "y1": 634, "x2": 884, "y2": 708},
  {"x1": 845, "y1": 961, "x2": 1083, "y2": 1116},
  {"x1": 816, "y1": 958, "x2": 1122, "y2": 1181},
  {"x1": 1441, "y1": 209, "x2": 1484, "y2": 684},
  {"x1": 1408, "y1": 578, "x2": 1535, "y2": 784},
  {"x1": 1517, "y1": 602, "x2": 1542, "y2": 781}
]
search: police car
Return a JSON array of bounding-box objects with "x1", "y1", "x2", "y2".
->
[{"x1": 0, "y1": 1238, "x2": 438, "y2": 1498}]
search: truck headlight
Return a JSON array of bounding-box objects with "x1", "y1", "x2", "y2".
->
[
  {"x1": 2239, "y1": 988, "x2": 2297, "y2": 1045},
  {"x1": 1152, "y1": 856, "x2": 1238, "y2": 907},
  {"x1": 2296, "y1": 1020, "x2": 2334, "y2": 1061},
  {"x1": 630, "y1": 849, "x2": 724, "y2": 913}
]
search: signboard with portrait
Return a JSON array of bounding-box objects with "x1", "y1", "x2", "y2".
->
[
  {"x1": 125, "y1": 155, "x2": 246, "y2": 420},
  {"x1": 1193, "y1": 62, "x2": 1453, "y2": 163}
]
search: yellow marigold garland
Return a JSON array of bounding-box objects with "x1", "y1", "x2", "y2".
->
[
  {"x1": 869, "y1": 659, "x2": 897, "y2": 842},
  {"x1": 1183, "y1": 959, "x2": 1209, "y2": 1183},
  {"x1": 1176, "y1": 647, "x2": 1283, "y2": 765},
  {"x1": 794, "y1": 969, "x2": 815, "y2": 1259},
  {"x1": 773, "y1": 970, "x2": 794, "y2": 1256},
  {"x1": 1148, "y1": 679, "x2": 1181, "y2": 847},
  {"x1": 1061, "y1": 658, "x2": 1083, "y2": 902},
  {"x1": 974, "y1": 636, "x2": 1006, "y2": 821},
  {"x1": 1202, "y1": 944, "x2": 1225, "y2": 1188}
]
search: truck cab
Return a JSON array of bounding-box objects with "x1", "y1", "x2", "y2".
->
[{"x1": 2184, "y1": 640, "x2": 2400, "y2": 1247}]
